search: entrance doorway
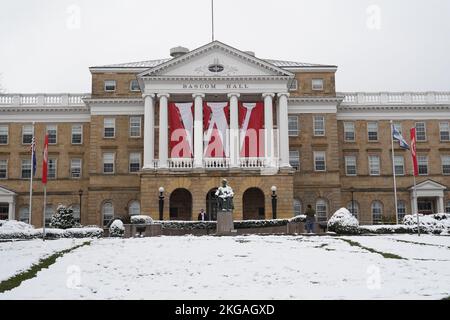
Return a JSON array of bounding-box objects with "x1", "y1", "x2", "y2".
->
[
  {"x1": 0, "y1": 203, "x2": 8, "y2": 220},
  {"x1": 243, "y1": 188, "x2": 265, "y2": 220},
  {"x1": 206, "y1": 188, "x2": 218, "y2": 221},
  {"x1": 417, "y1": 198, "x2": 436, "y2": 215},
  {"x1": 169, "y1": 188, "x2": 192, "y2": 221}
]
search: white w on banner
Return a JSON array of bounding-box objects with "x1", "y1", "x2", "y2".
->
[
  {"x1": 239, "y1": 102, "x2": 264, "y2": 158},
  {"x1": 203, "y1": 102, "x2": 230, "y2": 158},
  {"x1": 169, "y1": 102, "x2": 194, "y2": 158}
]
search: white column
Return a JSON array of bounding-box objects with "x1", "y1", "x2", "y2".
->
[
  {"x1": 158, "y1": 93, "x2": 170, "y2": 169},
  {"x1": 193, "y1": 93, "x2": 205, "y2": 168},
  {"x1": 263, "y1": 93, "x2": 275, "y2": 167},
  {"x1": 438, "y1": 196, "x2": 444, "y2": 213},
  {"x1": 8, "y1": 201, "x2": 15, "y2": 220},
  {"x1": 143, "y1": 94, "x2": 155, "y2": 170},
  {"x1": 228, "y1": 93, "x2": 240, "y2": 168},
  {"x1": 410, "y1": 192, "x2": 418, "y2": 215},
  {"x1": 277, "y1": 93, "x2": 290, "y2": 168}
]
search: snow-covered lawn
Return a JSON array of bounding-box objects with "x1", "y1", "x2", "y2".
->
[{"x1": 1, "y1": 235, "x2": 449, "y2": 300}]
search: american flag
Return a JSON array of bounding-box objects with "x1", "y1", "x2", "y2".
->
[{"x1": 30, "y1": 136, "x2": 36, "y2": 177}]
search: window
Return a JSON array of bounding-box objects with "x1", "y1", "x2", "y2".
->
[
  {"x1": 394, "y1": 155, "x2": 405, "y2": 175},
  {"x1": 129, "y1": 152, "x2": 141, "y2": 173},
  {"x1": 371, "y1": 201, "x2": 383, "y2": 224},
  {"x1": 418, "y1": 155, "x2": 428, "y2": 175},
  {"x1": 0, "y1": 204, "x2": 8, "y2": 220},
  {"x1": 289, "y1": 79, "x2": 298, "y2": 92},
  {"x1": 130, "y1": 79, "x2": 140, "y2": 92},
  {"x1": 293, "y1": 199, "x2": 302, "y2": 216},
  {"x1": 102, "y1": 202, "x2": 114, "y2": 227},
  {"x1": 71, "y1": 125, "x2": 83, "y2": 144},
  {"x1": 446, "y1": 201, "x2": 450, "y2": 214},
  {"x1": 345, "y1": 156, "x2": 357, "y2": 176},
  {"x1": 393, "y1": 122, "x2": 402, "y2": 135},
  {"x1": 48, "y1": 158, "x2": 57, "y2": 179},
  {"x1": 129, "y1": 201, "x2": 140, "y2": 216},
  {"x1": 104, "y1": 80, "x2": 116, "y2": 92},
  {"x1": 440, "y1": 122, "x2": 450, "y2": 142},
  {"x1": 316, "y1": 199, "x2": 328, "y2": 222},
  {"x1": 289, "y1": 150, "x2": 300, "y2": 170},
  {"x1": 19, "y1": 206, "x2": 30, "y2": 223},
  {"x1": 46, "y1": 125, "x2": 57, "y2": 144},
  {"x1": 21, "y1": 159, "x2": 31, "y2": 179},
  {"x1": 344, "y1": 122, "x2": 355, "y2": 142},
  {"x1": 314, "y1": 151, "x2": 326, "y2": 172},
  {"x1": 22, "y1": 125, "x2": 33, "y2": 144},
  {"x1": 442, "y1": 156, "x2": 450, "y2": 175},
  {"x1": 288, "y1": 116, "x2": 299, "y2": 136},
  {"x1": 415, "y1": 122, "x2": 427, "y2": 141},
  {"x1": 368, "y1": 155, "x2": 380, "y2": 176},
  {"x1": 312, "y1": 79, "x2": 324, "y2": 91},
  {"x1": 129, "y1": 117, "x2": 141, "y2": 138},
  {"x1": 367, "y1": 122, "x2": 378, "y2": 141},
  {"x1": 45, "y1": 205, "x2": 53, "y2": 227},
  {"x1": 71, "y1": 205, "x2": 80, "y2": 224},
  {"x1": 397, "y1": 201, "x2": 406, "y2": 222},
  {"x1": 347, "y1": 201, "x2": 359, "y2": 218},
  {"x1": 104, "y1": 118, "x2": 115, "y2": 138},
  {"x1": 70, "y1": 159, "x2": 82, "y2": 179},
  {"x1": 0, "y1": 125, "x2": 8, "y2": 144},
  {"x1": 103, "y1": 153, "x2": 115, "y2": 174},
  {"x1": 313, "y1": 116, "x2": 325, "y2": 136},
  {"x1": 0, "y1": 159, "x2": 7, "y2": 179}
]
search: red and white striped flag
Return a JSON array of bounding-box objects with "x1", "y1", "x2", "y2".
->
[
  {"x1": 410, "y1": 127, "x2": 419, "y2": 176},
  {"x1": 42, "y1": 134, "x2": 49, "y2": 185}
]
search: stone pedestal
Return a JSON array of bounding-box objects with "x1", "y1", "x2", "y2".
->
[{"x1": 216, "y1": 211, "x2": 235, "y2": 235}]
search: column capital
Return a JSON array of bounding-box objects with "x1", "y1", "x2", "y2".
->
[
  {"x1": 227, "y1": 92, "x2": 241, "y2": 99},
  {"x1": 157, "y1": 93, "x2": 170, "y2": 99},
  {"x1": 142, "y1": 93, "x2": 155, "y2": 99},
  {"x1": 192, "y1": 93, "x2": 205, "y2": 99},
  {"x1": 262, "y1": 93, "x2": 275, "y2": 99},
  {"x1": 277, "y1": 92, "x2": 290, "y2": 99}
]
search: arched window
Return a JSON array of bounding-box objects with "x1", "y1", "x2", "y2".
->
[
  {"x1": 346, "y1": 201, "x2": 359, "y2": 219},
  {"x1": 316, "y1": 199, "x2": 328, "y2": 222},
  {"x1": 293, "y1": 199, "x2": 302, "y2": 216},
  {"x1": 371, "y1": 201, "x2": 383, "y2": 224},
  {"x1": 71, "y1": 205, "x2": 80, "y2": 224},
  {"x1": 446, "y1": 201, "x2": 450, "y2": 214},
  {"x1": 45, "y1": 205, "x2": 54, "y2": 227},
  {"x1": 102, "y1": 202, "x2": 114, "y2": 227},
  {"x1": 129, "y1": 201, "x2": 140, "y2": 216},
  {"x1": 19, "y1": 206, "x2": 30, "y2": 223},
  {"x1": 397, "y1": 201, "x2": 406, "y2": 222}
]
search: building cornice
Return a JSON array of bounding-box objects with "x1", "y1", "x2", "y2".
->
[{"x1": 140, "y1": 75, "x2": 293, "y2": 81}]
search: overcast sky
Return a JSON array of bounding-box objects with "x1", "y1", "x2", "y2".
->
[{"x1": 0, "y1": 0, "x2": 449, "y2": 93}]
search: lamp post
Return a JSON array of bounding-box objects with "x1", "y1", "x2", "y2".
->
[
  {"x1": 159, "y1": 187, "x2": 165, "y2": 221},
  {"x1": 271, "y1": 186, "x2": 277, "y2": 219},
  {"x1": 350, "y1": 188, "x2": 355, "y2": 217},
  {"x1": 78, "y1": 189, "x2": 83, "y2": 223}
]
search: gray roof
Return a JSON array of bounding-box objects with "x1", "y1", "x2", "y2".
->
[{"x1": 93, "y1": 58, "x2": 334, "y2": 69}]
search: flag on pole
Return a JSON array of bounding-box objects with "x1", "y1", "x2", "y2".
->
[
  {"x1": 42, "y1": 134, "x2": 48, "y2": 185},
  {"x1": 392, "y1": 125, "x2": 410, "y2": 149},
  {"x1": 410, "y1": 127, "x2": 419, "y2": 176},
  {"x1": 31, "y1": 136, "x2": 37, "y2": 176}
]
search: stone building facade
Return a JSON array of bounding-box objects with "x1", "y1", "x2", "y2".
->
[{"x1": 0, "y1": 41, "x2": 449, "y2": 227}]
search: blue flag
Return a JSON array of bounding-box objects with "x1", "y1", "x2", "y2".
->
[
  {"x1": 392, "y1": 126, "x2": 410, "y2": 150},
  {"x1": 31, "y1": 137, "x2": 37, "y2": 176}
]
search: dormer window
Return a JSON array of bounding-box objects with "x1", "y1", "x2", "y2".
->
[
  {"x1": 130, "y1": 80, "x2": 140, "y2": 92},
  {"x1": 104, "y1": 80, "x2": 116, "y2": 92}
]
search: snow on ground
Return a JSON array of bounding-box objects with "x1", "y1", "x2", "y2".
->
[
  {"x1": 0, "y1": 239, "x2": 85, "y2": 282},
  {"x1": 1, "y1": 235, "x2": 449, "y2": 300}
]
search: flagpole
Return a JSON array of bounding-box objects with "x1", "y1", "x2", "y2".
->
[
  {"x1": 28, "y1": 122, "x2": 35, "y2": 225},
  {"x1": 42, "y1": 133, "x2": 49, "y2": 241},
  {"x1": 390, "y1": 120, "x2": 399, "y2": 225},
  {"x1": 42, "y1": 185, "x2": 47, "y2": 241},
  {"x1": 410, "y1": 127, "x2": 420, "y2": 237},
  {"x1": 413, "y1": 173, "x2": 420, "y2": 237},
  {"x1": 211, "y1": 0, "x2": 215, "y2": 42}
]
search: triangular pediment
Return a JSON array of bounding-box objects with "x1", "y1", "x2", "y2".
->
[
  {"x1": 138, "y1": 41, "x2": 294, "y2": 78},
  {"x1": 0, "y1": 186, "x2": 17, "y2": 196},
  {"x1": 411, "y1": 179, "x2": 447, "y2": 191}
]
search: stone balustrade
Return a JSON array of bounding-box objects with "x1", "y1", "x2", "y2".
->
[
  {"x1": 340, "y1": 92, "x2": 450, "y2": 105},
  {"x1": 0, "y1": 93, "x2": 89, "y2": 106}
]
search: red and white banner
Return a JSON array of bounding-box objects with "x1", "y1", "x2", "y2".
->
[
  {"x1": 239, "y1": 102, "x2": 264, "y2": 158},
  {"x1": 203, "y1": 102, "x2": 230, "y2": 158},
  {"x1": 410, "y1": 127, "x2": 419, "y2": 176},
  {"x1": 169, "y1": 102, "x2": 194, "y2": 158},
  {"x1": 42, "y1": 134, "x2": 49, "y2": 185}
]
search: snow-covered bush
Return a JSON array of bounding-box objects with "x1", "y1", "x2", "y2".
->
[
  {"x1": 63, "y1": 227, "x2": 103, "y2": 238},
  {"x1": 50, "y1": 204, "x2": 76, "y2": 229},
  {"x1": 327, "y1": 208, "x2": 360, "y2": 235},
  {"x1": 0, "y1": 220, "x2": 40, "y2": 239},
  {"x1": 131, "y1": 215, "x2": 154, "y2": 225},
  {"x1": 109, "y1": 219, "x2": 125, "y2": 237},
  {"x1": 403, "y1": 213, "x2": 450, "y2": 234}
]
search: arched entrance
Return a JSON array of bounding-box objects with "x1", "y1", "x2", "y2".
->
[
  {"x1": 206, "y1": 188, "x2": 218, "y2": 221},
  {"x1": 169, "y1": 188, "x2": 192, "y2": 221},
  {"x1": 243, "y1": 188, "x2": 265, "y2": 220}
]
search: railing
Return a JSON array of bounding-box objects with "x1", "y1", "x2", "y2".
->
[
  {"x1": 339, "y1": 92, "x2": 450, "y2": 105},
  {"x1": 0, "y1": 93, "x2": 89, "y2": 106},
  {"x1": 203, "y1": 158, "x2": 230, "y2": 169},
  {"x1": 161, "y1": 158, "x2": 271, "y2": 170},
  {"x1": 240, "y1": 157, "x2": 266, "y2": 169},
  {"x1": 168, "y1": 158, "x2": 193, "y2": 169}
]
